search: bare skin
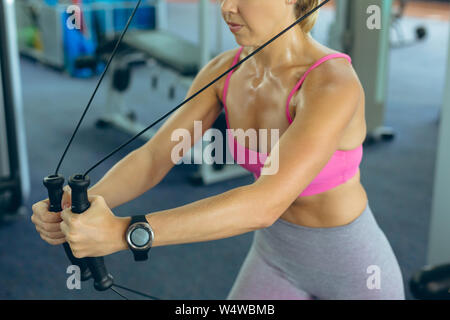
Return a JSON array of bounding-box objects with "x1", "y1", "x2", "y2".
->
[
  {"x1": 31, "y1": 0, "x2": 369, "y2": 258},
  {"x1": 218, "y1": 0, "x2": 368, "y2": 227},
  {"x1": 216, "y1": 43, "x2": 368, "y2": 228}
]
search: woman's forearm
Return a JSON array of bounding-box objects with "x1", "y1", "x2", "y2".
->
[
  {"x1": 88, "y1": 147, "x2": 158, "y2": 209},
  {"x1": 113, "y1": 184, "x2": 276, "y2": 251}
]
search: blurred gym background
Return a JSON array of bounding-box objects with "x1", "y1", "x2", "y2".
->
[{"x1": 0, "y1": 0, "x2": 449, "y2": 299}]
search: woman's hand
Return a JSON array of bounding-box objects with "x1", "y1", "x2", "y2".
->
[
  {"x1": 61, "y1": 185, "x2": 72, "y2": 209},
  {"x1": 60, "y1": 195, "x2": 128, "y2": 258},
  {"x1": 31, "y1": 185, "x2": 72, "y2": 245}
]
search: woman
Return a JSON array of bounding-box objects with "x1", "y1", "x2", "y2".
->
[{"x1": 31, "y1": 0, "x2": 405, "y2": 299}]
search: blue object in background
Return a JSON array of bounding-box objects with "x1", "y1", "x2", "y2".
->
[
  {"x1": 43, "y1": 0, "x2": 58, "y2": 5},
  {"x1": 93, "y1": 3, "x2": 156, "y2": 34},
  {"x1": 113, "y1": 6, "x2": 155, "y2": 31},
  {"x1": 60, "y1": 1, "x2": 156, "y2": 77},
  {"x1": 62, "y1": 10, "x2": 97, "y2": 78}
]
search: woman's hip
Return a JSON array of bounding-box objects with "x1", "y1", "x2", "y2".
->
[{"x1": 252, "y1": 202, "x2": 404, "y2": 292}]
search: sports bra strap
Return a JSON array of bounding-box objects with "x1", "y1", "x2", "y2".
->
[
  {"x1": 223, "y1": 48, "x2": 352, "y2": 127},
  {"x1": 223, "y1": 47, "x2": 244, "y2": 129},
  {"x1": 286, "y1": 53, "x2": 352, "y2": 124}
]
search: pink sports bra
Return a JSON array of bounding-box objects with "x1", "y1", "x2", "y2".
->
[{"x1": 222, "y1": 47, "x2": 363, "y2": 197}]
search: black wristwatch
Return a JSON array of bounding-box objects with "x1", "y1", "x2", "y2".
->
[{"x1": 126, "y1": 215, "x2": 154, "y2": 261}]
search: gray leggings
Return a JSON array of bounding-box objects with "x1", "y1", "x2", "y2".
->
[{"x1": 227, "y1": 202, "x2": 405, "y2": 300}]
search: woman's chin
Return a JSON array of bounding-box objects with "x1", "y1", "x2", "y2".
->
[{"x1": 233, "y1": 37, "x2": 255, "y2": 48}]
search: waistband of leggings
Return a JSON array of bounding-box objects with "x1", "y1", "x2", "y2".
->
[{"x1": 272, "y1": 201, "x2": 373, "y2": 235}]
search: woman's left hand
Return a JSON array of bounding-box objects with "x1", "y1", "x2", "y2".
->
[{"x1": 60, "y1": 195, "x2": 127, "y2": 258}]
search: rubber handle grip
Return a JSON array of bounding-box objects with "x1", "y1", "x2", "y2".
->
[
  {"x1": 43, "y1": 174, "x2": 92, "y2": 281},
  {"x1": 68, "y1": 174, "x2": 114, "y2": 291}
]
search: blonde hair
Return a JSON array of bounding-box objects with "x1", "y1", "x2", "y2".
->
[{"x1": 295, "y1": 0, "x2": 320, "y2": 34}]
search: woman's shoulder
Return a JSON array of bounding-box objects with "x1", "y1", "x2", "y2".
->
[
  {"x1": 300, "y1": 46, "x2": 359, "y2": 91},
  {"x1": 206, "y1": 48, "x2": 243, "y2": 100},
  {"x1": 207, "y1": 47, "x2": 243, "y2": 74},
  {"x1": 298, "y1": 39, "x2": 351, "y2": 72},
  {"x1": 289, "y1": 45, "x2": 362, "y2": 111}
]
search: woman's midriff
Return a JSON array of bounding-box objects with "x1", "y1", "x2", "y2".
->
[{"x1": 279, "y1": 169, "x2": 369, "y2": 228}]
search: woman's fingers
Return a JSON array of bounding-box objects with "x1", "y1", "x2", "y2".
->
[
  {"x1": 31, "y1": 200, "x2": 66, "y2": 245},
  {"x1": 39, "y1": 232, "x2": 66, "y2": 246},
  {"x1": 32, "y1": 201, "x2": 62, "y2": 223},
  {"x1": 31, "y1": 210, "x2": 62, "y2": 231},
  {"x1": 61, "y1": 185, "x2": 72, "y2": 208},
  {"x1": 35, "y1": 225, "x2": 66, "y2": 240}
]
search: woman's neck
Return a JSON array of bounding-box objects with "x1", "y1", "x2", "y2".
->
[{"x1": 247, "y1": 28, "x2": 314, "y2": 71}]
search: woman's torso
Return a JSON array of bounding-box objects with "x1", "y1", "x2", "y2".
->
[{"x1": 216, "y1": 44, "x2": 368, "y2": 228}]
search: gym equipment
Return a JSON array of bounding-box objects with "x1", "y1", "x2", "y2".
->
[
  {"x1": 94, "y1": 30, "x2": 202, "y2": 136},
  {"x1": 15, "y1": 0, "x2": 65, "y2": 69},
  {"x1": 410, "y1": 19, "x2": 450, "y2": 300},
  {"x1": 391, "y1": 0, "x2": 428, "y2": 48},
  {"x1": 0, "y1": 0, "x2": 30, "y2": 220},
  {"x1": 39, "y1": 1, "x2": 330, "y2": 299},
  {"x1": 329, "y1": 0, "x2": 395, "y2": 145},
  {"x1": 14, "y1": 0, "x2": 157, "y2": 70},
  {"x1": 426, "y1": 28, "x2": 450, "y2": 267},
  {"x1": 410, "y1": 263, "x2": 450, "y2": 300},
  {"x1": 94, "y1": 0, "x2": 250, "y2": 185},
  {"x1": 187, "y1": 112, "x2": 251, "y2": 186},
  {"x1": 43, "y1": 175, "x2": 92, "y2": 282},
  {"x1": 43, "y1": 0, "x2": 159, "y2": 300}
]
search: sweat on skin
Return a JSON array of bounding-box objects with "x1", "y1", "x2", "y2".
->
[{"x1": 170, "y1": 120, "x2": 280, "y2": 175}]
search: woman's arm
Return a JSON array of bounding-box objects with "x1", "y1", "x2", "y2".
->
[
  {"x1": 60, "y1": 181, "x2": 274, "y2": 258},
  {"x1": 59, "y1": 54, "x2": 361, "y2": 259},
  {"x1": 118, "y1": 183, "x2": 273, "y2": 250},
  {"x1": 87, "y1": 148, "x2": 156, "y2": 209},
  {"x1": 31, "y1": 50, "x2": 239, "y2": 247},
  {"x1": 109, "y1": 59, "x2": 362, "y2": 252},
  {"x1": 87, "y1": 50, "x2": 239, "y2": 210}
]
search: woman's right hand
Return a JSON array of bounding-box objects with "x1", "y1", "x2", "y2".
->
[{"x1": 31, "y1": 185, "x2": 72, "y2": 245}]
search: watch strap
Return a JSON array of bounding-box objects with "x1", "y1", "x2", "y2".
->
[
  {"x1": 134, "y1": 248, "x2": 149, "y2": 262},
  {"x1": 130, "y1": 214, "x2": 148, "y2": 225}
]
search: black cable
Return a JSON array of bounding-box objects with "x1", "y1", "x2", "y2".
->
[
  {"x1": 110, "y1": 286, "x2": 130, "y2": 300},
  {"x1": 47, "y1": 0, "x2": 328, "y2": 300},
  {"x1": 83, "y1": 0, "x2": 330, "y2": 177},
  {"x1": 113, "y1": 283, "x2": 161, "y2": 300},
  {"x1": 54, "y1": 0, "x2": 143, "y2": 175}
]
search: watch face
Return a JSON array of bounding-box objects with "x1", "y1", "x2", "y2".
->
[{"x1": 130, "y1": 227, "x2": 150, "y2": 248}]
